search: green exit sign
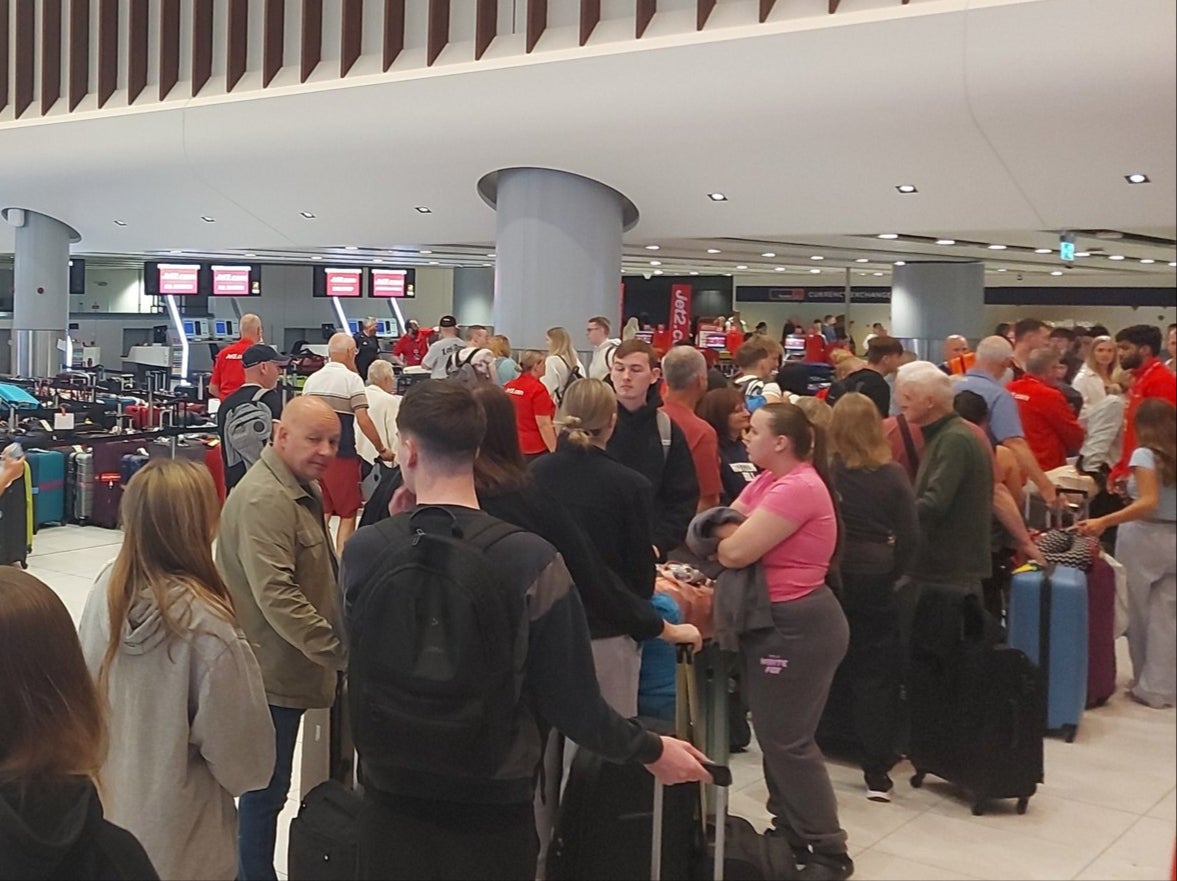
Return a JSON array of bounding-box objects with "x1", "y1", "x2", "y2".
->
[{"x1": 1059, "y1": 235, "x2": 1075, "y2": 262}]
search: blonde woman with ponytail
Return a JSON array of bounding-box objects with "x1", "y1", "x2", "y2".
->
[
  {"x1": 532, "y1": 379, "x2": 701, "y2": 717},
  {"x1": 540, "y1": 325, "x2": 587, "y2": 407},
  {"x1": 77, "y1": 460, "x2": 274, "y2": 881}
]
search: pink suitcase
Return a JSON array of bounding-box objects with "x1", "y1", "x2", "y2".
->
[{"x1": 1086, "y1": 557, "x2": 1117, "y2": 708}]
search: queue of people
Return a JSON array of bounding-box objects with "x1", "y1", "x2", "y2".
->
[{"x1": 2, "y1": 307, "x2": 1174, "y2": 881}]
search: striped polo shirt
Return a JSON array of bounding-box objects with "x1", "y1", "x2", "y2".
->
[{"x1": 300, "y1": 361, "x2": 369, "y2": 459}]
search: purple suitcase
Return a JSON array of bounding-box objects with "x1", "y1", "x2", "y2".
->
[
  {"x1": 89, "y1": 440, "x2": 144, "y2": 529},
  {"x1": 1086, "y1": 557, "x2": 1117, "y2": 708}
]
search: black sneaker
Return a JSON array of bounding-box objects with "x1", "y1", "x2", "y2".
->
[
  {"x1": 798, "y1": 852, "x2": 855, "y2": 881},
  {"x1": 864, "y1": 772, "x2": 894, "y2": 803}
]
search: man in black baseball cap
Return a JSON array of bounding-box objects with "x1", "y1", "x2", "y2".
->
[
  {"x1": 219, "y1": 345, "x2": 289, "y2": 491},
  {"x1": 423, "y1": 316, "x2": 464, "y2": 378}
]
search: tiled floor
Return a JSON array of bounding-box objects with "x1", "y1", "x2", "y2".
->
[{"x1": 31, "y1": 524, "x2": 1176, "y2": 881}]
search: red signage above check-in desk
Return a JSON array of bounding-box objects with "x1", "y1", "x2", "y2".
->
[
  {"x1": 211, "y1": 265, "x2": 252, "y2": 296},
  {"x1": 157, "y1": 263, "x2": 202, "y2": 295},
  {"x1": 370, "y1": 268, "x2": 416, "y2": 298}
]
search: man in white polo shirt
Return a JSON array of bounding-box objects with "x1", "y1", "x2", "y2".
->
[{"x1": 302, "y1": 333, "x2": 395, "y2": 553}]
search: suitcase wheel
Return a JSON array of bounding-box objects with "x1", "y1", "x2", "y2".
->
[
  {"x1": 1062, "y1": 724, "x2": 1078, "y2": 744},
  {"x1": 910, "y1": 772, "x2": 925, "y2": 789},
  {"x1": 1016, "y1": 797, "x2": 1029, "y2": 815}
]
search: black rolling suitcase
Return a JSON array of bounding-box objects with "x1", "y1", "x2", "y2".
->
[
  {"x1": 0, "y1": 463, "x2": 31, "y2": 568},
  {"x1": 907, "y1": 586, "x2": 1044, "y2": 816}
]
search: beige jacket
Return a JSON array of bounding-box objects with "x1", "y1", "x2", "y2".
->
[{"x1": 216, "y1": 446, "x2": 346, "y2": 709}]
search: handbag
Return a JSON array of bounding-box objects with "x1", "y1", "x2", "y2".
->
[{"x1": 1034, "y1": 528, "x2": 1100, "y2": 571}]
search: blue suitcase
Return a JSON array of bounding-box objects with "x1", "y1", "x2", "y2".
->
[
  {"x1": 1007, "y1": 565, "x2": 1088, "y2": 742},
  {"x1": 25, "y1": 449, "x2": 67, "y2": 530},
  {"x1": 0, "y1": 382, "x2": 41, "y2": 410}
]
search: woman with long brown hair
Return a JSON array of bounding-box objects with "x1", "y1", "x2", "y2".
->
[
  {"x1": 1079, "y1": 398, "x2": 1177, "y2": 708},
  {"x1": 77, "y1": 459, "x2": 275, "y2": 880},
  {"x1": 710, "y1": 401, "x2": 852, "y2": 880},
  {"x1": 1072, "y1": 334, "x2": 1120, "y2": 414},
  {"x1": 824, "y1": 392, "x2": 919, "y2": 802},
  {"x1": 540, "y1": 326, "x2": 586, "y2": 407},
  {"x1": 696, "y1": 386, "x2": 757, "y2": 505},
  {"x1": 0, "y1": 568, "x2": 157, "y2": 880}
]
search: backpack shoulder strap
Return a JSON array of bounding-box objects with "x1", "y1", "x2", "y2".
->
[
  {"x1": 460, "y1": 515, "x2": 522, "y2": 554},
  {"x1": 250, "y1": 386, "x2": 269, "y2": 403},
  {"x1": 897, "y1": 414, "x2": 919, "y2": 471},
  {"x1": 656, "y1": 409, "x2": 672, "y2": 462}
]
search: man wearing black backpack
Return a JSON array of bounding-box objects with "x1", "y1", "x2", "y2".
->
[{"x1": 341, "y1": 380, "x2": 714, "y2": 880}]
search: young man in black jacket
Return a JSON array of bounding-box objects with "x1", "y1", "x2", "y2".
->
[
  {"x1": 606, "y1": 339, "x2": 700, "y2": 560},
  {"x1": 340, "y1": 380, "x2": 713, "y2": 880}
]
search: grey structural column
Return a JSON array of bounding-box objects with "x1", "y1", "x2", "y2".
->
[
  {"x1": 890, "y1": 261, "x2": 986, "y2": 360},
  {"x1": 452, "y1": 267, "x2": 496, "y2": 328},
  {"x1": 2, "y1": 208, "x2": 81, "y2": 377},
  {"x1": 479, "y1": 167, "x2": 639, "y2": 350}
]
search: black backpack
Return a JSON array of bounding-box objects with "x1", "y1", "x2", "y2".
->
[{"x1": 347, "y1": 507, "x2": 526, "y2": 781}]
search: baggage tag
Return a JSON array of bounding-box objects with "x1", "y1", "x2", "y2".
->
[{"x1": 54, "y1": 412, "x2": 76, "y2": 431}]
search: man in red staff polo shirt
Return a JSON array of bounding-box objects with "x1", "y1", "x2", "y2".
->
[
  {"x1": 1111, "y1": 324, "x2": 1177, "y2": 483},
  {"x1": 1007, "y1": 347, "x2": 1085, "y2": 471},
  {"x1": 392, "y1": 319, "x2": 431, "y2": 367},
  {"x1": 209, "y1": 312, "x2": 263, "y2": 399}
]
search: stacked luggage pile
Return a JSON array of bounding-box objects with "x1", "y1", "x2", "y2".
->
[{"x1": 0, "y1": 370, "x2": 227, "y2": 564}]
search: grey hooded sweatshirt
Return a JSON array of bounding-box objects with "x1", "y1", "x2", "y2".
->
[{"x1": 78, "y1": 564, "x2": 275, "y2": 881}]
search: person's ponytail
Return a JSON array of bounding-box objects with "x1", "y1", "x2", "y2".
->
[{"x1": 559, "y1": 414, "x2": 595, "y2": 450}]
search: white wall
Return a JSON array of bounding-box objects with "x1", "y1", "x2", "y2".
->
[{"x1": 72, "y1": 265, "x2": 149, "y2": 314}]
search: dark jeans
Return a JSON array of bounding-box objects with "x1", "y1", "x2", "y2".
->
[
  {"x1": 359, "y1": 794, "x2": 536, "y2": 880},
  {"x1": 238, "y1": 705, "x2": 304, "y2": 881}
]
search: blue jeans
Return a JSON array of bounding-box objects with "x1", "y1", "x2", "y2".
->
[{"x1": 238, "y1": 705, "x2": 304, "y2": 881}]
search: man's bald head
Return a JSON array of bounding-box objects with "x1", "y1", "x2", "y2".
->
[
  {"x1": 274, "y1": 396, "x2": 340, "y2": 482},
  {"x1": 327, "y1": 332, "x2": 357, "y2": 364},
  {"x1": 942, "y1": 335, "x2": 970, "y2": 362},
  {"x1": 240, "y1": 313, "x2": 262, "y2": 342}
]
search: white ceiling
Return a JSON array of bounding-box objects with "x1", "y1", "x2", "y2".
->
[{"x1": 0, "y1": 0, "x2": 1174, "y2": 285}]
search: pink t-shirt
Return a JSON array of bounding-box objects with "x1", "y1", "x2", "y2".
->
[{"x1": 737, "y1": 462, "x2": 837, "y2": 603}]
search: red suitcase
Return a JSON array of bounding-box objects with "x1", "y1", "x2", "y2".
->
[
  {"x1": 89, "y1": 439, "x2": 146, "y2": 528},
  {"x1": 1086, "y1": 557, "x2": 1118, "y2": 708},
  {"x1": 125, "y1": 404, "x2": 162, "y2": 430}
]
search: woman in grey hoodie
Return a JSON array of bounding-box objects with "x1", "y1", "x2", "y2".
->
[{"x1": 78, "y1": 459, "x2": 275, "y2": 881}]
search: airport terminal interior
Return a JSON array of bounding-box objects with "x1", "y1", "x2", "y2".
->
[{"x1": 2, "y1": 1, "x2": 1175, "y2": 880}]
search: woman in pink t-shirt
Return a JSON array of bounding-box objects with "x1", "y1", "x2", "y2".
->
[{"x1": 713, "y1": 402, "x2": 852, "y2": 880}]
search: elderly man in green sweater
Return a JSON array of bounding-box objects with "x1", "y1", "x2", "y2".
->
[{"x1": 895, "y1": 361, "x2": 995, "y2": 598}]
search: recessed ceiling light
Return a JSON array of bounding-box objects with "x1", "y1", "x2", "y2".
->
[
  {"x1": 244, "y1": 252, "x2": 256, "y2": 258},
  {"x1": 1140, "y1": 258, "x2": 1156, "y2": 264},
  {"x1": 645, "y1": 245, "x2": 661, "y2": 251},
  {"x1": 415, "y1": 206, "x2": 432, "y2": 214},
  {"x1": 689, "y1": 271, "x2": 699, "y2": 276},
  {"x1": 1050, "y1": 271, "x2": 1063, "y2": 276},
  {"x1": 996, "y1": 268, "x2": 1007, "y2": 272},
  {"x1": 706, "y1": 248, "x2": 721, "y2": 254},
  {"x1": 486, "y1": 253, "x2": 496, "y2": 258},
  {"x1": 761, "y1": 252, "x2": 776, "y2": 258},
  {"x1": 854, "y1": 258, "x2": 870, "y2": 263},
  {"x1": 896, "y1": 184, "x2": 918, "y2": 194},
  {"x1": 873, "y1": 272, "x2": 884, "y2": 277},
  {"x1": 649, "y1": 260, "x2": 662, "y2": 266},
  {"x1": 345, "y1": 246, "x2": 358, "y2": 250},
  {"x1": 1035, "y1": 248, "x2": 1052, "y2": 254},
  {"x1": 1125, "y1": 173, "x2": 1150, "y2": 184},
  {"x1": 483, "y1": 263, "x2": 492, "y2": 267},
  {"x1": 311, "y1": 255, "x2": 323, "y2": 260},
  {"x1": 987, "y1": 244, "x2": 1006, "y2": 250},
  {"x1": 774, "y1": 267, "x2": 786, "y2": 272},
  {"x1": 169, "y1": 249, "x2": 184, "y2": 254},
  {"x1": 707, "y1": 193, "x2": 728, "y2": 202},
  {"x1": 1169, "y1": 262, "x2": 1177, "y2": 267},
  {"x1": 810, "y1": 255, "x2": 824, "y2": 261},
  {"x1": 299, "y1": 211, "x2": 316, "y2": 219},
  {"x1": 809, "y1": 268, "x2": 822, "y2": 274},
  {"x1": 201, "y1": 216, "x2": 216, "y2": 223},
  {"x1": 877, "y1": 234, "x2": 899, "y2": 240},
  {"x1": 735, "y1": 264, "x2": 748, "y2": 270},
  {"x1": 1108, "y1": 255, "x2": 1125, "y2": 261},
  {"x1": 894, "y1": 261, "x2": 906, "y2": 266},
  {"x1": 935, "y1": 239, "x2": 956, "y2": 246},
  {"x1": 373, "y1": 258, "x2": 384, "y2": 263},
  {"x1": 653, "y1": 269, "x2": 664, "y2": 275},
  {"x1": 113, "y1": 219, "x2": 127, "y2": 226},
  {"x1": 428, "y1": 261, "x2": 440, "y2": 265},
  {"x1": 419, "y1": 250, "x2": 432, "y2": 255}
]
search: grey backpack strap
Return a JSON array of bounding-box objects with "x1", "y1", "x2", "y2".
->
[{"x1": 656, "y1": 409, "x2": 672, "y2": 462}]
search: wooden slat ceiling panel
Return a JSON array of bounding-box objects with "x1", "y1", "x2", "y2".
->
[
  {"x1": 341, "y1": 0, "x2": 362, "y2": 76},
  {"x1": 227, "y1": 0, "x2": 248, "y2": 91},
  {"x1": 383, "y1": 0, "x2": 405, "y2": 71},
  {"x1": 636, "y1": 0, "x2": 655, "y2": 38},
  {"x1": 300, "y1": 0, "x2": 322, "y2": 82},
  {"x1": 97, "y1": 0, "x2": 117, "y2": 107},
  {"x1": 427, "y1": 0, "x2": 449, "y2": 67},
  {"x1": 526, "y1": 0, "x2": 546, "y2": 53},
  {"x1": 41, "y1": 0, "x2": 63, "y2": 114},
  {"x1": 158, "y1": 0, "x2": 179, "y2": 101},
  {"x1": 0, "y1": 0, "x2": 8, "y2": 114},
  {"x1": 579, "y1": 0, "x2": 599, "y2": 46},
  {"x1": 68, "y1": 0, "x2": 89, "y2": 110},
  {"x1": 263, "y1": 0, "x2": 283, "y2": 87},
  {"x1": 759, "y1": 0, "x2": 777, "y2": 22},
  {"x1": 697, "y1": 0, "x2": 715, "y2": 30},
  {"x1": 475, "y1": 0, "x2": 496, "y2": 61},
  {"x1": 14, "y1": 0, "x2": 34, "y2": 117},
  {"x1": 192, "y1": 0, "x2": 213, "y2": 96}
]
